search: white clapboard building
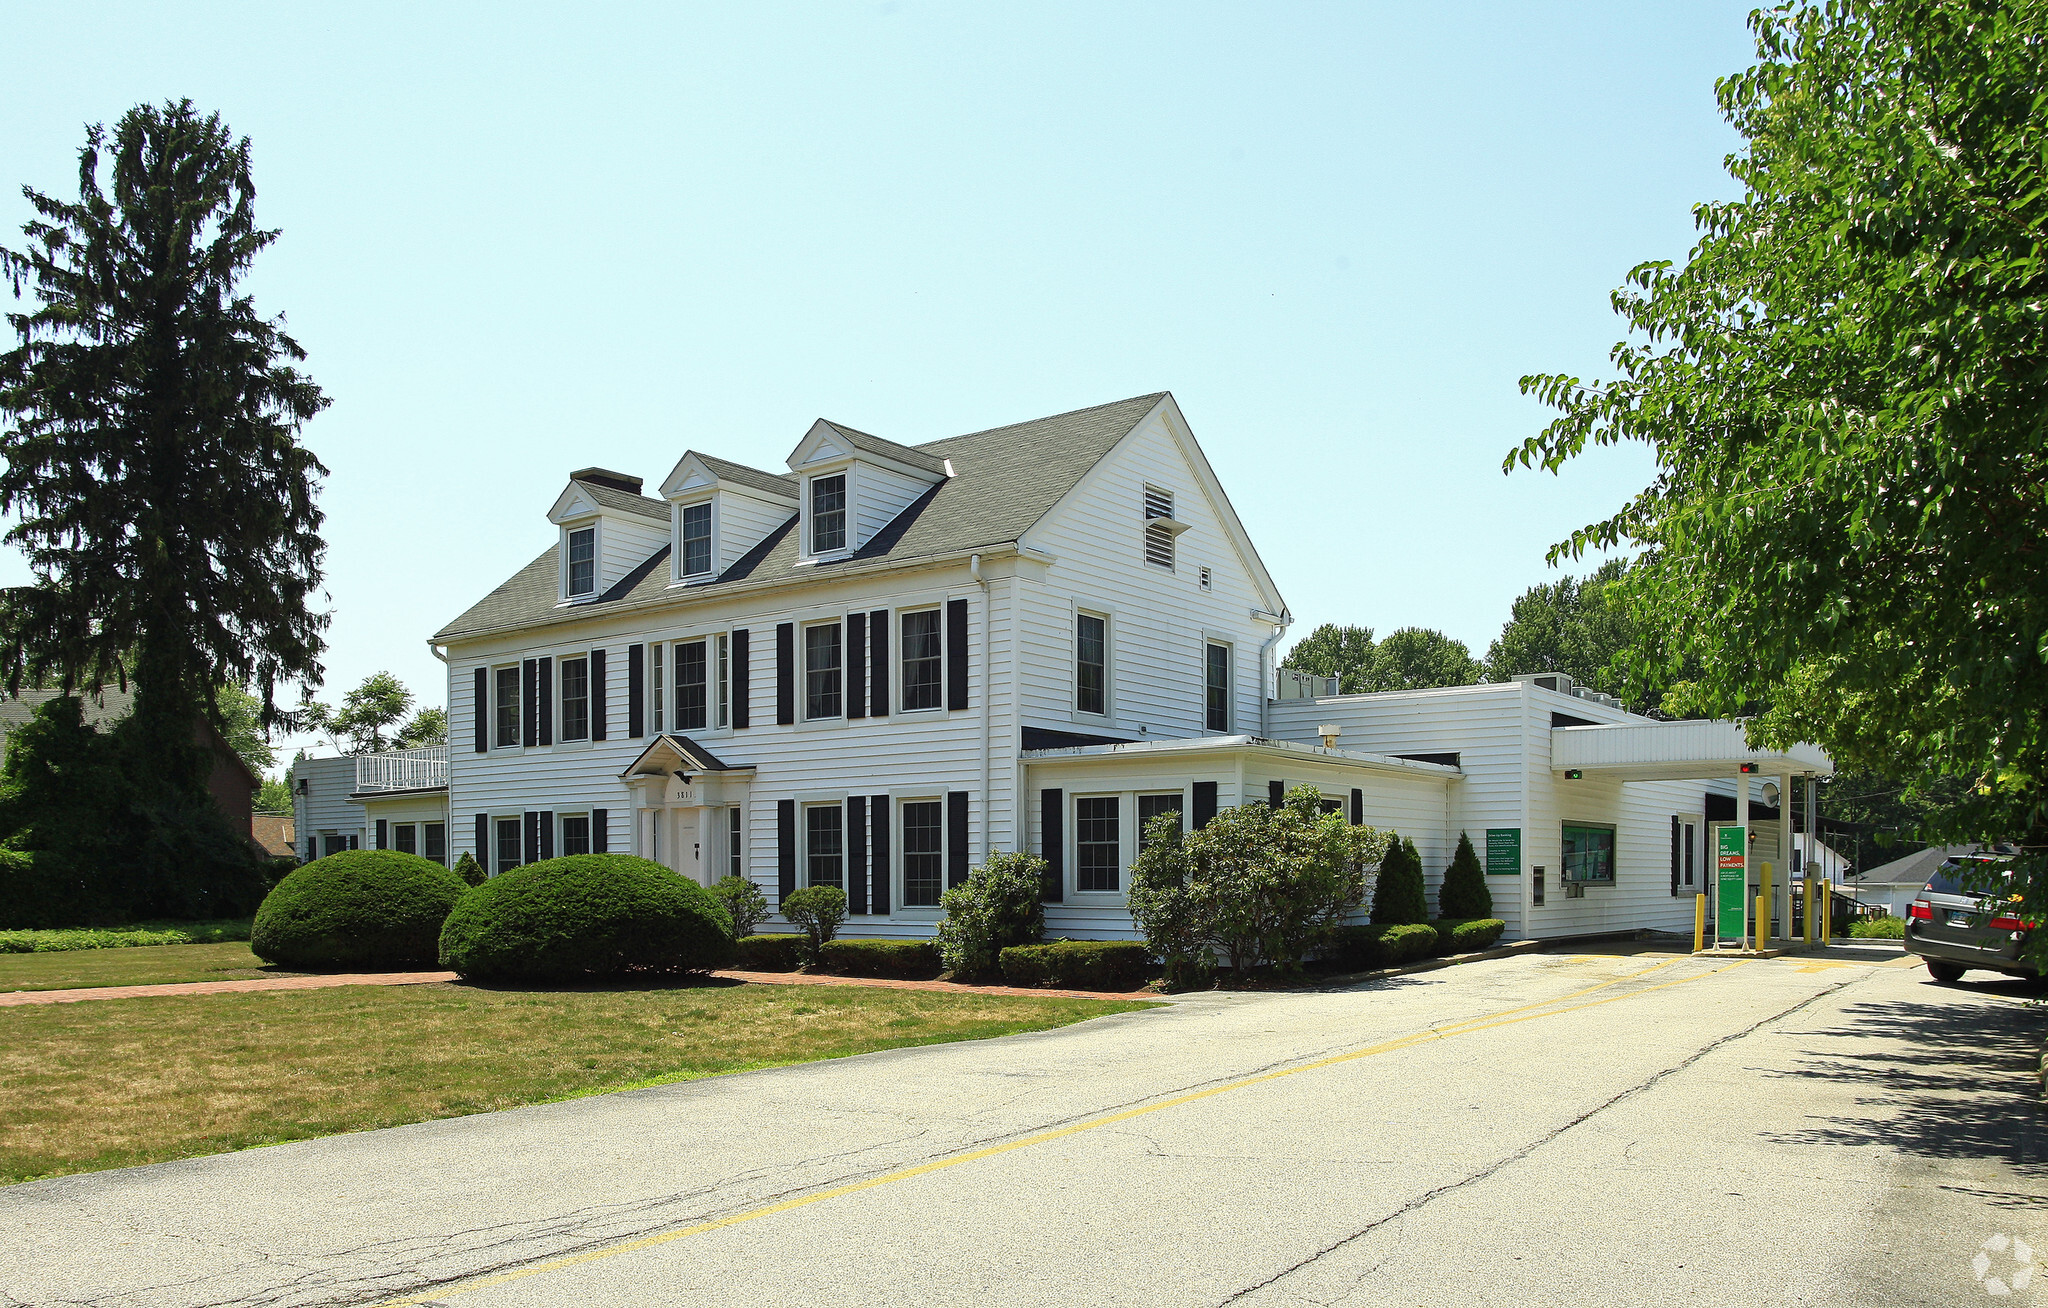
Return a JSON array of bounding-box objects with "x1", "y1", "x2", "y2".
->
[{"x1": 331, "y1": 392, "x2": 1832, "y2": 943}]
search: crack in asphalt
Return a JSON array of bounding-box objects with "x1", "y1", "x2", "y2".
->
[{"x1": 1211, "y1": 972, "x2": 1863, "y2": 1306}]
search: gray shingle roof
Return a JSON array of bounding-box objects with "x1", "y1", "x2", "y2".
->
[
  {"x1": 816, "y1": 421, "x2": 950, "y2": 476},
  {"x1": 436, "y1": 392, "x2": 1166, "y2": 641},
  {"x1": 576, "y1": 480, "x2": 670, "y2": 522},
  {"x1": 691, "y1": 453, "x2": 798, "y2": 500},
  {"x1": 0, "y1": 686, "x2": 135, "y2": 737}
]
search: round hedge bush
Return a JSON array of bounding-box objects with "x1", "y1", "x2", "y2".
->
[
  {"x1": 252, "y1": 850, "x2": 470, "y2": 971},
  {"x1": 438, "y1": 854, "x2": 736, "y2": 981}
]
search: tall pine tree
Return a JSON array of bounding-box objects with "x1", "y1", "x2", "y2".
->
[{"x1": 0, "y1": 101, "x2": 329, "y2": 799}]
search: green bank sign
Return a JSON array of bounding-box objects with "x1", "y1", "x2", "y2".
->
[
  {"x1": 1716, "y1": 825, "x2": 1747, "y2": 944},
  {"x1": 1486, "y1": 828, "x2": 1520, "y2": 876}
]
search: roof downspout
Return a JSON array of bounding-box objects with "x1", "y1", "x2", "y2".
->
[
  {"x1": 1256, "y1": 610, "x2": 1291, "y2": 737},
  {"x1": 971, "y1": 553, "x2": 990, "y2": 864}
]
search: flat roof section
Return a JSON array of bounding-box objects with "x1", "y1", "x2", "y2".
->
[{"x1": 1551, "y1": 719, "x2": 1833, "y2": 781}]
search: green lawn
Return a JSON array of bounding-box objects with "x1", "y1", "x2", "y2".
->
[
  {"x1": 0, "y1": 941, "x2": 300, "y2": 991},
  {"x1": 0, "y1": 980, "x2": 1151, "y2": 1183}
]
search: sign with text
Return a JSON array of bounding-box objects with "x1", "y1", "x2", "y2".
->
[
  {"x1": 1486, "y1": 828, "x2": 1521, "y2": 876},
  {"x1": 1716, "y1": 825, "x2": 1748, "y2": 944}
]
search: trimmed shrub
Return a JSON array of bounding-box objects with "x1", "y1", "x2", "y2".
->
[
  {"x1": 734, "y1": 933, "x2": 806, "y2": 971},
  {"x1": 253, "y1": 850, "x2": 468, "y2": 971},
  {"x1": 937, "y1": 851, "x2": 1048, "y2": 978},
  {"x1": 1333, "y1": 922, "x2": 1439, "y2": 970},
  {"x1": 821, "y1": 938, "x2": 941, "y2": 979},
  {"x1": 0, "y1": 919, "x2": 252, "y2": 952},
  {"x1": 1851, "y1": 914, "x2": 1905, "y2": 939},
  {"x1": 1369, "y1": 835, "x2": 1428, "y2": 926},
  {"x1": 438, "y1": 854, "x2": 735, "y2": 980},
  {"x1": 1000, "y1": 940, "x2": 1153, "y2": 991},
  {"x1": 452, "y1": 852, "x2": 487, "y2": 887},
  {"x1": 1429, "y1": 918, "x2": 1507, "y2": 954},
  {"x1": 1437, "y1": 831, "x2": 1493, "y2": 919},
  {"x1": 780, "y1": 885, "x2": 847, "y2": 966},
  {"x1": 712, "y1": 875, "x2": 770, "y2": 939}
]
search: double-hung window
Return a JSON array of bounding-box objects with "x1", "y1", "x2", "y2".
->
[
  {"x1": 423, "y1": 822, "x2": 446, "y2": 864},
  {"x1": 902, "y1": 800, "x2": 944, "y2": 907},
  {"x1": 394, "y1": 823, "x2": 418, "y2": 855},
  {"x1": 806, "y1": 805, "x2": 844, "y2": 889},
  {"x1": 901, "y1": 609, "x2": 942, "y2": 711},
  {"x1": 566, "y1": 527, "x2": 596, "y2": 596},
  {"x1": 651, "y1": 643, "x2": 665, "y2": 732},
  {"x1": 560, "y1": 655, "x2": 590, "y2": 741},
  {"x1": 495, "y1": 817, "x2": 522, "y2": 875},
  {"x1": 1563, "y1": 823, "x2": 1616, "y2": 884},
  {"x1": 561, "y1": 814, "x2": 591, "y2": 857},
  {"x1": 674, "y1": 639, "x2": 708, "y2": 731},
  {"x1": 680, "y1": 502, "x2": 713, "y2": 578},
  {"x1": 1076, "y1": 613, "x2": 1107, "y2": 716},
  {"x1": 1137, "y1": 793, "x2": 1183, "y2": 851},
  {"x1": 805, "y1": 622, "x2": 842, "y2": 719},
  {"x1": 494, "y1": 667, "x2": 520, "y2": 748},
  {"x1": 811, "y1": 474, "x2": 847, "y2": 554},
  {"x1": 1076, "y1": 796, "x2": 1121, "y2": 892},
  {"x1": 1205, "y1": 642, "x2": 1231, "y2": 733}
]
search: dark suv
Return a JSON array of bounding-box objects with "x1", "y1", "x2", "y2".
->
[{"x1": 1904, "y1": 855, "x2": 2038, "y2": 982}]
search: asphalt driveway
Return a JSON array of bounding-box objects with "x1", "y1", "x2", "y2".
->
[{"x1": 5, "y1": 944, "x2": 2041, "y2": 1307}]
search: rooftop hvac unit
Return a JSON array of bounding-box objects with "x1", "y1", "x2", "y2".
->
[
  {"x1": 1275, "y1": 668, "x2": 1340, "y2": 700},
  {"x1": 1515, "y1": 672, "x2": 1575, "y2": 696}
]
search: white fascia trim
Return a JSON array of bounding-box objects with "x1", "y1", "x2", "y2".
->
[{"x1": 1021, "y1": 735, "x2": 1462, "y2": 777}]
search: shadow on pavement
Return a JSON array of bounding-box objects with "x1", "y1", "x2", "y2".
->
[{"x1": 1763, "y1": 990, "x2": 2048, "y2": 1183}]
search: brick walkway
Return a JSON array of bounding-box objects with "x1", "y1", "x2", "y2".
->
[{"x1": 1, "y1": 968, "x2": 1157, "y2": 1008}]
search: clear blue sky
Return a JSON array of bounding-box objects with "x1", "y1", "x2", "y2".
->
[{"x1": 1, "y1": 3, "x2": 1756, "y2": 769}]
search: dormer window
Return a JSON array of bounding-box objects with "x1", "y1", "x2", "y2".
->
[
  {"x1": 811, "y1": 474, "x2": 847, "y2": 554},
  {"x1": 679, "y1": 502, "x2": 712, "y2": 578},
  {"x1": 565, "y1": 527, "x2": 596, "y2": 597}
]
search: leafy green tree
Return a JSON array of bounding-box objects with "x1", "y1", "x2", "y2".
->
[
  {"x1": 1361, "y1": 628, "x2": 1480, "y2": 692},
  {"x1": 395, "y1": 706, "x2": 447, "y2": 750},
  {"x1": 1369, "y1": 834, "x2": 1427, "y2": 926},
  {"x1": 1482, "y1": 559, "x2": 1637, "y2": 697},
  {"x1": 1437, "y1": 831, "x2": 1492, "y2": 919},
  {"x1": 0, "y1": 100, "x2": 329, "y2": 802},
  {"x1": 1281, "y1": 624, "x2": 1377, "y2": 694},
  {"x1": 255, "y1": 776, "x2": 292, "y2": 814},
  {"x1": 216, "y1": 682, "x2": 276, "y2": 773},
  {"x1": 302, "y1": 672, "x2": 415, "y2": 755},
  {"x1": 1506, "y1": 2, "x2": 2048, "y2": 931}
]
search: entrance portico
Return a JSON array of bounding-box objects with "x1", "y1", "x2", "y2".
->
[
  {"x1": 1551, "y1": 720, "x2": 1834, "y2": 948},
  {"x1": 620, "y1": 734, "x2": 755, "y2": 887}
]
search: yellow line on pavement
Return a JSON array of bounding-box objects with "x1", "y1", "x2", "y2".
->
[{"x1": 375, "y1": 956, "x2": 1744, "y2": 1307}]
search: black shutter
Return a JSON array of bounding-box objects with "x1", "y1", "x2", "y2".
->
[
  {"x1": 1193, "y1": 781, "x2": 1218, "y2": 829},
  {"x1": 375, "y1": 819, "x2": 388, "y2": 850},
  {"x1": 523, "y1": 658, "x2": 539, "y2": 747},
  {"x1": 847, "y1": 612, "x2": 868, "y2": 720},
  {"x1": 591, "y1": 648, "x2": 607, "y2": 741},
  {"x1": 592, "y1": 808, "x2": 608, "y2": 854},
  {"x1": 536, "y1": 657, "x2": 553, "y2": 746},
  {"x1": 1351, "y1": 788, "x2": 1364, "y2": 825},
  {"x1": 847, "y1": 795, "x2": 868, "y2": 914},
  {"x1": 775, "y1": 623, "x2": 795, "y2": 724},
  {"x1": 947, "y1": 790, "x2": 969, "y2": 888},
  {"x1": 305, "y1": 837, "x2": 317, "y2": 863},
  {"x1": 1040, "y1": 788, "x2": 1064, "y2": 901},
  {"x1": 539, "y1": 811, "x2": 554, "y2": 861},
  {"x1": 868, "y1": 609, "x2": 889, "y2": 716},
  {"x1": 348, "y1": 833, "x2": 358, "y2": 850},
  {"x1": 870, "y1": 793, "x2": 890, "y2": 914},
  {"x1": 475, "y1": 813, "x2": 489, "y2": 868},
  {"x1": 473, "y1": 667, "x2": 488, "y2": 753},
  {"x1": 524, "y1": 811, "x2": 539, "y2": 865},
  {"x1": 627, "y1": 643, "x2": 645, "y2": 738},
  {"x1": 1670, "y1": 815, "x2": 1681, "y2": 897},
  {"x1": 1269, "y1": 779, "x2": 1285, "y2": 809},
  {"x1": 946, "y1": 598, "x2": 969, "y2": 711},
  {"x1": 777, "y1": 799, "x2": 797, "y2": 903},
  {"x1": 732, "y1": 628, "x2": 751, "y2": 728}
]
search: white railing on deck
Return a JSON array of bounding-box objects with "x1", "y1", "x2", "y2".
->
[{"x1": 354, "y1": 744, "x2": 449, "y2": 792}]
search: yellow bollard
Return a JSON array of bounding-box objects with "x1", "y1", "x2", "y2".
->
[
  {"x1": 1694, "y1": 893, "x2": 1706, "y2": 953},
  {"x1": 1821, "y1": 880, "x2": 1832, "y2": 945},
  {"x1": 1754, "y1": 895, "x2": 1766, "y2": 952}
]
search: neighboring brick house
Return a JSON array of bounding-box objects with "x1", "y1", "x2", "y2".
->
[{"x1": 0, "y1": 687, "x2": 261, "y2": 841}]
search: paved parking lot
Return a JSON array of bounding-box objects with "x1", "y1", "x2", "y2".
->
[{"x1": 6, "y1": 943, "x2": 2041, "y2": 1307}]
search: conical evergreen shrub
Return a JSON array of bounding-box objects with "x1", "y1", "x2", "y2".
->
[
  {"x1": 1437, "y1": 830, "x2": 1493, "y2": 919},
  {"x1": 1369, "y1": 834, "x2": 1428, "y2": 925},
  {"x1": 452, "y1": 851, "x2": 487, "y2": 887}
]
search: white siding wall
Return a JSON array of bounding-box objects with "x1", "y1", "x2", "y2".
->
[
  {"x1": 852, "y1": 463, "x2": 934, "y2": 551},
  {"x1": 289, "y1": 756, "x2": 366, "y2": 857},
  {"x1": 598, "y1": 512, "x2": 669, "y2": 593},
  {"x1": 1018, "y1": 410, "x2": 1272, "y2": 743},
  {"x1": 710, "y1": 489, "x2": 795, "y2": 575}
]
